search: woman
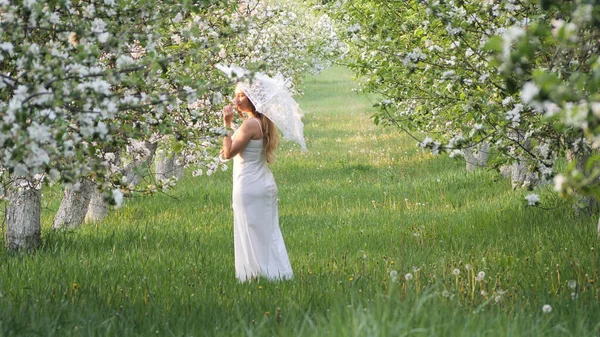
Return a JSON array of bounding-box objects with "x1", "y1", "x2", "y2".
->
[{"x1": 220, "y1": 83, "x2": 294, "y2": 282}]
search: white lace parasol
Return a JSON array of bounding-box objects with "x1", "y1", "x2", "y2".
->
[{"x1": 216, "y1": 64, "x2": 307, "y2": 151}]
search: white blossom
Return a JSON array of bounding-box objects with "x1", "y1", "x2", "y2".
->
[
  {"x1": 420, "y1": 136, "x2": 433, "y2": 148},
  {"x1": 83, "y1": 4, "x2": 96, "y2": 18},
  {"x1": 48, "y1": 168, "x2": 60, "y2": 182},
  {"x1": 91, "y1": 19, "x2": 107, "y2": 34},
  {"x1": 98, "y1": 32, "x2": 110, "y2": 43},
  {"x1": 347, "y1": 23, "x2": 361, "y2": 33},
  {"x1": 218, "y1": 48, "x2": 227, "y2": 59},
  {"x1": 521, "y1": 82, "x2": 540, "y2": 104},
  {"x1": 542, "y1": 101, "x2": 561, "y2": 117},
  {"x1": 564, "y1": 101, "x2": 589, "y2": 128},
  {"x1": 506, "y1": 103, "x2": 523, "y2": 125},
  {"x1": 553, "y1": 174, "x2": 567, "y2": 192},
  {"x1": 25, "y1": 143, "x2": 50, "y2": 168},
  {"x1": 502, "y1": 26, "x2": 525, "y2": 59},
  {"x1": 27, "y1": 122, "x2": 51, "y2": 143},
  {"x1": 403, "y1": 48, "x2": 426, "y2": 66},
  {"x1": 23, "y1": 0, "x2": 36, "y2": 9},
  {"x1": 173, "y1": 12, "x2": 183, "y2": 23},
  {"x1": 573, "y1": 4, "x2": 593, "y2": 24},
  {"x1": 502, "y1": 96, "x2": 514, "y2": 107},
  {"x1": 212, "y1": 92, "x2": 223, "y2": 105},
  {"x1": 441, "y1": 70, "x2": 455, "y2": 80},
  {"x1": 446, "y1": 22, "x2": 463, "y2": 35},
  {"x1": 524, "y1": 193, "x2": 540, "y2": 206}
]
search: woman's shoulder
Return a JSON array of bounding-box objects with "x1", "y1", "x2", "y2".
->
[
  {"x1": 240, "y1": 118, "x2": 262, "y2": 139},
  {"x1": 241, "y1": 117, "x2": 261, "y2": 129}
]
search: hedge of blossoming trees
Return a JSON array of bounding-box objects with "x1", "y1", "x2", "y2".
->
[
  {"x1": 335, "y1": 0, "x2": 600, "y2": 230},
  {"x1": 0, "y1": 0, "x2": 343, "y2": 251},
  {"x1": 337, "y1": 0, "x2": 556, "y2": 183},
  {"x1": 0, "y1": 0, "x2": 235, "y2": 250},
  {"x1": 51, "y1": 2, "x2": 241, "y2": 229},
  {"x1": 494, "y1": 0, "x2": 600, "y2": 232}
]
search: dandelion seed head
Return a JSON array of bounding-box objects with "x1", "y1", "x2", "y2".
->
[{"x1": 542, "y1": 304, "x2": 552, "y2": 313}]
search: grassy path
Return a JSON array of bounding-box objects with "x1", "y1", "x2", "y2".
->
[{"x1": 1, "y1": 67, "x2": 599, "y2": 336}]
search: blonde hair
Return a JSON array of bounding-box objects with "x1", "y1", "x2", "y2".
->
[
  {"x1": 259, "y1": 113, "x2": 279, "y2": 164},
  {"x1": 240, "y1": 83, "x2": 279, "y2": 163}
]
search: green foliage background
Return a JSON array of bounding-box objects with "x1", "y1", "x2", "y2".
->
[{"x1": 0, "y1": 67, "x2": 598, "y2": 336}]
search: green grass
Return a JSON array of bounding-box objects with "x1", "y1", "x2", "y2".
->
[{"x1": 1, "y1": 67, "x2": 599, "y2": 336}]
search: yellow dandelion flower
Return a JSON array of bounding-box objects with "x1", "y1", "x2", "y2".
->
[{"x1": 264, "y1": 311, "x2": 270, "y2": 316}]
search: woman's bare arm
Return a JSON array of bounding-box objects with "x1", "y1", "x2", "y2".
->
[{"x1": 222, "y1": 119, "x2": 261, "y2": 160}]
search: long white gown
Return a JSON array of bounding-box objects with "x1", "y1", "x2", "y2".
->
[{"x1": 232, "y1": 119, "x2": 293, "y2": 282}]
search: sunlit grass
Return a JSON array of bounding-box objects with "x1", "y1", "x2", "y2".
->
[{"x1": 0, "y1": 66, "x2": 599, "y2": 336}]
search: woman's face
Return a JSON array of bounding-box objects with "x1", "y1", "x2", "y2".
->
[{"x1": 234, "y1": 85, "x2": 254, "y2": 113}]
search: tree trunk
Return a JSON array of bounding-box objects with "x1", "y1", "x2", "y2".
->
[
  {"x1": 53, "y1": 179, "x2": 95, "y2": 230},
  {"x1": 155, "y1": 150, "x2": 184, "y2": 181},
  {"x1": 501, "y1": 158, "x2": 539, "y2": 190},
  {"x1": 464, "y1": 147, "x2": 476, "y2": 172},
  {"x1": 83, "y1": 151, "x2": 121, "y2": 224},
  {"x1": 505, "y1": 130, "x2": 539, "y2": 189},
  {"x1": 124, "y1": 141, "x2": 158, "y2": 186},
  {"x1": 567, "y1": 149, "x2": 599, "y2": 216},
  {"x1": 5, "y1": 179, "x2": 41, "y2": 251},
  {"x1": 510, "y1": 160, "x2": 527, "y2": 189},
  {"x1": 477, "y1": 142, "x2": 490, "y2": 167},
  {"x1": 464, "y1": 142, "x2": 489, "y2": 172},
  {"x1": 84, "y1": 186, "x2": 110, "y2": 223}
]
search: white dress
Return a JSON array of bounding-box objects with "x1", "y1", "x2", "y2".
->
[{"x1": 232, "y1": 118, "x2": 293, "y2": 282}]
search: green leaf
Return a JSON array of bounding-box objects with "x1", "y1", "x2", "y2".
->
[
  {"x1": 483, "y1": 36, "x2": 503, "y2": 53},
  {"x1": 173, "y1": 142, "x2": 184, "y2": 153}
]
